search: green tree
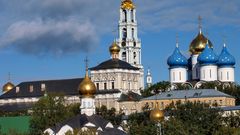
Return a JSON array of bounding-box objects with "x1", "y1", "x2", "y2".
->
[
  {"x1": 141, "y1": 81, "x2": 171, "y2": 97},
  {"x1": 164, "y1": 101, "x2": 227, "y2": 135},
  {"x1": 29, "y1": 93, "x2": 77, "y2": 135},
  {"x1": 96, "y1": 105, "x2": 123, "y2": 125}
]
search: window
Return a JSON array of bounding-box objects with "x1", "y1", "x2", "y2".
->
[
  {"x1": 220, "y1": 72, "x2": 222, "y2": 80},
  {"x1": 132, "y1": 28, "x2": 134, "y2": 38},
  {"x1": 111, "y1": 82, "x2": 114, "y2": 89},
  {"x1": 131, "y1": 10, "x2": 134, "y2": 22},
  {"x1": 104, "y1": 83, "x2": 107, "y2": 90},
  {"x1": 123, "y1": 10, "x2": 127, "y2": 22},
  {"x1": 123, "y1": 28, "x2": 127, "y2": 40},
  {"x1": 133, "y1": 52, "x2": 136, "y2": 59},
  {"x1": 16, "y1": 87, "x2": 20, "y2": 93},
  {"x1": 210, "y1": 69, "x2": 212, "y2": 78},
  {"x1": 173, "y1": 72, "x2": 175, "y2": 81},
  {"x1": 133, "y1": 42, "x2": 136, "y2": 47},
  {"x1": 41, "y1": 83, "x2": 46, "y2": 91},
  {"x1": 203, "y1": 70, "x2": 205, "y2": 79},
  {"x1": 179, "y1": 72, "x2": 181, "y2": 80},
  {"x1": 96, "y1": 83, "x2": 99, "y2": 90},
  {"x1": 29, "y1": 85, "x2": 34, "y2": 92},
  {"x1": 121, "y1": 42, "x2": 126, "y2": 47},
  {"x1": 227, "y1": 72, "x2": 229, "y2": 80},
  {"x1": 122, "y1": 52, "x2": 126, "y2": 61}
]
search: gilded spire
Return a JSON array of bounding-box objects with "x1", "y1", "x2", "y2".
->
[
  {"x1": 84, "y1": 57, "x2": 89, "y2": 77},
  {"x1": 78, "y1": 58, "x2": 96, "y2": 98},
  {"x1": 121, "y1": 0, "x2": 135, "y2": 10},
  {"x1": 198, "y1": 15, "x2": 202, "y2": 34}
]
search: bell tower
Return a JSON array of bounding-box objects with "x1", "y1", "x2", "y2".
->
[
  {"x1": 117, "y1": 0, "x2": 144, "y2": 89},
  {"x1": 117, "y1": 0, "x2": 142, "y2": 69}
]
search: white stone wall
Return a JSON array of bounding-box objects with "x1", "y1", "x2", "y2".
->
[
  {"x1": 218, "y1": 67, "x2": 235, "y2": 82},
  {"x1": 200, "y1": 65, "x2": 218, "y2": 81},
  {"x1": 169, "y1": 67, "x2": 187, "y2": 83},
  {"x1": 80, "y1": 97, "x2": 95, "y2": 116},
  {"x1": 91, "y1": 69, "x2": 142, "y2": 93}
]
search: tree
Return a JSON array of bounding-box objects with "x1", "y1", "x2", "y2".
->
[
  {"x1": 141, "y1": 81, "x2": 171, "y2": 97},
  {"x1": 29, "y1": 93, "x2": 78, "y2": 135},
  {"x1": 96, "y1": 105, "x2": 123, "y2": 125},
  {"x1": 164, "y1": 101, "x2": 229, "y2": 135}
]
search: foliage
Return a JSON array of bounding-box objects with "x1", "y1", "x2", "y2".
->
[
  {"x1": 96, "y1": 105, "x2": 123, "y2": 125},
  {"x1": 141, "y1": 81, "x2": 171, "y2": 97},
  {"x1": 127, "y1": 111, "x2": 158, "y2": 135},
  {"x1": 29, "y1": 93, "x2": 79, "y2": 135},
  {"x1": 164, "y1": 101, "x2": 224, "y2": 135}
]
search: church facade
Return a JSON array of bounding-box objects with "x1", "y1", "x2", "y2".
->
[
  {"x1": 167, "y1": 20, "x2": 236, "y2": 87},
  {"x1": 0, "y1": 0, "x2": 237, "y2": 117}
]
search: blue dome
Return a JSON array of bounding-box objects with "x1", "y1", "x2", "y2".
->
[
  {"x1": 167, "y1": 46, "x2": 188, "y2": 68},
  {"x1": 217, "y1": 45, "x2": 235, "y2": 67},
  {"x1": 198, "y1": 44, "x2": 218, "y2": 65}
]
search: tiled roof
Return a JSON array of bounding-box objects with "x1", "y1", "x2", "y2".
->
[
  {"x1": 143, "y1": 89, "x2": 233, "y2": 100},
  {"x1": 50, "y1": 114, "x2": 126, "y2": 135},
  {"x1": 90, "y1": 59, "x2": 139, "y2": 70},
  {"x1": 0, "y1": 78, "x2": 121, "y2": 99}
]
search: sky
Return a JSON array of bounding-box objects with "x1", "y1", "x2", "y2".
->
[{"x1": 0, "y1": 0, "x2": 239, "y2": 94}]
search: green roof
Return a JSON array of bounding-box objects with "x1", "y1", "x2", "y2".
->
[{"x1": 0, "y1": 116, "x2": 30, "y2": 134}]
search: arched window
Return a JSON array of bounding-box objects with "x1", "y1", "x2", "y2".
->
[
  {"x1": 131, "y1": 10, "x2": 134, "y2": 22},
  {"x1": 132, "y1": 28, "x2": 134, "y2": 39},
  {"x1": 123, "y1": 10, "x2": 127, "y2": 22},
  {"x1": 122, "y1": 42, "x2": 126, "y2": 47},
  {"x1": 122, "y1": 52, "x2": 126, "y2": 61},
  {"x1": 123, "y1": 28, "x2": 127, "y2": 40},
  {"x1": 133, "y1": 52, "x2": 136, "y2": 59}
]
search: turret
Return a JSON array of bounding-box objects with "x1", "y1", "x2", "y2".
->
[
  {"x1": 198, "y1": 43, "x2": 218, "y2": 81},
  {"x1": 79, "y1": 58, "x2": 97, "y2": 116},
  {"x1": 217, "y1": 43, "x2": 235, "y2": 82},
  {"x1": 167, "y1": 42, "x2": 188, "y2": 83}
]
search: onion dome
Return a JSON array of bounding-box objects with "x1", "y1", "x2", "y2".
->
[
  {"x1": 150, "y1": 106, "x2": 164, "y2": 122},
  {"x1": 197, "y1": 43, "x2": 218, "y2": 65},
  {"x1": 121, "y1": 0, "x2": 135, "y2": 10},
  {"x1": 109, "y1": 41, "x2": 120, "y2": 55},
  {"x1": 217, "y1": 44, "x2": 235, "y2": 67},
  {"x1": 189, "y1": 31, "x2": 213, "y2": 55},
  {"x1": 78, "y1": 68, "x2": 96, "y2": 98},
  {"x1": 167, "y1": 46, "x2": 188, "y2": 68},
  {"x1": 2, "y1": 82, "x2": 14, "y2": 93}
]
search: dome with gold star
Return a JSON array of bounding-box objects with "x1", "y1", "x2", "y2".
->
[
  {"x1": 150, "y1": 107, "x2": 164, "y2": 122},
  {"x1": 121, "y1": 0, "x2": 135, "y2": 10},
  {"x1": 189, "y1": 31, "x2": 213, "y2": 55},
  {"x1": 109, "y1": 41, "x2": 120, "y2": 55},
  {"x1": 78, "y1": 69, "x2": 96, "y2": 98},
  {"x1": 2, "y1": 82, "x2": 15, "y2": 93}
]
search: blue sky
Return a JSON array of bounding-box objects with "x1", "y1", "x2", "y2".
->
[{"x1": 0, "y1": 0, "x2": 239, "y2": 94}]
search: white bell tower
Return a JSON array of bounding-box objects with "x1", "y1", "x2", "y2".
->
[{"x1": 117, "y1": 0, "x2": 144, "y2": 90}]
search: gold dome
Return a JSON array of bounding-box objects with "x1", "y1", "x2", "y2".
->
[
  {"x1": 150, "y1": 108, "x2": 164, "y2": 122},
  {"x1": 78, "y1": 70, "x2": 96, "y2": 98},
  {"x1": 121, "y1": 0, "x2": 135, "y2": 10},
  {"x1": 109, "y1": 41, "x2": 120, "y2": 54},
  {"x1": 3, "y1": 82, "x2": 14, "y2": 93},
  {"x1": 189, "y1": 31, "x2": 213, "y2": 55}
]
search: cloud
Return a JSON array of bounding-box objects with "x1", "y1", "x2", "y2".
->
[
  {"x1": 0, "y1": 18, "x2": 98, "y2": 56},
  {"x1": 0, "y1": 0, "x2": 239, "y2": 56}
]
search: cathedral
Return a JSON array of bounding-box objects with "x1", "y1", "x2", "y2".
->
[
  {"x1": 0, "y1": 0, "x2": 236, "y2": 117},
  {"x1": 167, "y1": 19, "x2": 236, "y2": 87}
]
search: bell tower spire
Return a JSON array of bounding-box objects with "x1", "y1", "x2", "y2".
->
[{"x1": 117, "y1": 0, "x2": 144, "y2": 89}]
